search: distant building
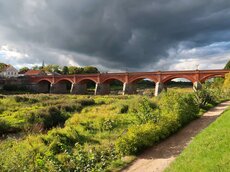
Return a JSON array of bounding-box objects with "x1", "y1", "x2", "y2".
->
[
  {"x1": 0, "y1": 65, "x2": 18, "y2": 78},
  {"x1": 24, "y1": 70, "x2": 46, "y2": 76}
]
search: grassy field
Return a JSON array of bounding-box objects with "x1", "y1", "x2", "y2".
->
[
  {"x1": 0, "y1": 85, "x2": 228, "y2": 172},
  {"x1": 0, "y1": 90, "x2": 203, "y2": 171},
  {"x1": 165, "y1": 108, "x2": 230, "y2": 172}
]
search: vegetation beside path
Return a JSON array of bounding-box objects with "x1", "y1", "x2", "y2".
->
[
  {"x1": 165, "y1": 107, "x2": 230, "y2": 172},
  {"x1": 0, "y1": 71, "x2": 229, "y2": 171}
]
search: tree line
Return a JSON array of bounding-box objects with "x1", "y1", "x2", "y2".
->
[{"x1": 19, "y1": 65, "x2": 100, "y2": 75}]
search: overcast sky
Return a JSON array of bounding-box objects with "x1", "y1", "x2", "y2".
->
[{"x1": 0, "y1": 0, "x2": 230, "y2": 72}]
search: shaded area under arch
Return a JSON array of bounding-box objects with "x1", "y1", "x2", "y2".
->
[
  {"x1": 51, "y1": 79, "x2": 72, "y2": 94},
  {"x1": 37, "y1": 80, "x2": 52, "y2": 93},
  {"x1": 72, "y1": 79, "x2": 97, "y2": 95}
]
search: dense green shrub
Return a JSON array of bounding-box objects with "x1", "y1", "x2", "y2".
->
[
  {"x1": 115, "y1": 92, "x2": 199, "y2": 155},
  {"x1": 118, "y1": 104, "x2": 129, "y2": 114},
  {"x1": 132, "y1": 98, "x2": 159, "y2": 124},
  {"x1": 40, "y1": 106, "x2": 68, "y2": 130},
  {"x1": 99, "y1": 118, "x2": 117, "y2": 132},
  {"x1": 26, "y1": 106, "x2": 69, "y2": 131},
  {"x1": 60, "y1": 103, "x2": 82, "y2": 113},
  {"x1": 159, "y1": 92, "x2": 199, "y2": 125},
  {"x1": 194, "y1": 89, "x2": 217, "y2": 108},
  {"x1": 76, "y1": 99, "x2": 95, "y2": 106},
  {"x1": 14, "y1": 96, "x2": 38, "y2": 104},
  {"x1": 0, "y1": 120, "x2": 11, "y2": 135},
  {"x1": 42, "y1": 127, "x2": 85, "y2": 154}
]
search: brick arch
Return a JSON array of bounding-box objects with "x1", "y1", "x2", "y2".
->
[
  {"x1": 36, "y1": 79, "x2": 53, "y2": 84},
  {"x1": 129, "y1": 76, "x2": 158, "y2": 84},
  {"x1": 101, "y1": 77, "x2": 125, "y2": 84},
  {"x1": 162, "y1": 75, "x2": 195, "y2": 84},
  {"x1": 54, "y1": 78, "x2": 74, "y2": 84},
  {"x1": 200, "y1": 74, "x2": 225, "y2": 83},
  {"x1": 77, "y1": 78, "x2": 98, "y2": 84}
]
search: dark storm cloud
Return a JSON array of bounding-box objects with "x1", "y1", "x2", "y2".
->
[{"x1": 0, "y1": 0, "x2": 230, "y2": 70}]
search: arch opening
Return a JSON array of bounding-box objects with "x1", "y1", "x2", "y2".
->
[
  {"x1": 165, "y1": 78, "x2": 193, "y2": 93},
  {"x1": 131, "y1": 78, "x2": 156, "y2": 96},
  {"x1": 54, "y1": 80, "x2": 72, "y2": 94},
  {"x1": 204, "y1": 76, "x2": 225, "y2": 89},
  {"x1": 103, "y1": 79, "x2": 124, "y2": 95},
  {"x1": 77, "y1": 79, "x2": 96, "y2": 95},
  {"x1": 37, "y1": 80, "x2": 51, "y2": 93}
]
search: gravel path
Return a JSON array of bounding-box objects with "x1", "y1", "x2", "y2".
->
[{"x1": 122, "y1": 101, "x2": 230, "y2": 172}]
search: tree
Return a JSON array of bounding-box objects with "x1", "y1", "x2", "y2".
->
[
  {"x1": 32, "y1": 65, "x2": 39, "y2": 70},
  {"x1": 43, "y1": 64, "x2": 61, "y2": 73},
  {"x1": 62, "y1": 66, "x2": 69, "y2": 75},
  {"x1": 0, "y1": 63, "x2": 7, "y2": 71},
  {"x1": 83, "y1": 66, "x2": 99, "y2": 74},
  {"x1": 19, "y1": 67, "x2": 29, "y2": 73},
  {"x1": 74, "y1": 67, "x2": 84, "y2": 74},
  {"x1": 224, "y1": 60, "x2": 230, "y2": 69},
  {"x1": 223, "y1": 72, "x2": 230, "y2": 90},
  {"x1": 68, "y1": 66, "x2": 84, "y2": 74}
]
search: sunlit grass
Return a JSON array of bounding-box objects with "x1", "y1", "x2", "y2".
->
[{"x1": 165, "y1": 108, "x2": 230, "y2": 172}]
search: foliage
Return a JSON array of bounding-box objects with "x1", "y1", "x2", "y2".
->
[
  {"x1": 19, "y1": 67, "x2": 29, "y2": 73},
  {"x1": 119, "y1": 104, "x2": 129, "y2": 114},
  {"x1": 83, "y1": 66, "x2": 100, "y2": 74},
  {"x1": 43, "y1": 64, "x2": 61, "y2": 73},
  {"x1": 68, "y1": 66, "x2": 84, "y2": 74},
  {"x1": 14, "y1": 96, "x2": 38, "y2": 103},
  {"x1": 0, "y1": 91, "x2": 225, "y2": 171},
  {"x1": 224, "y1": 60, "x2": 230, "y2": 69},
  {"x1": 115, "y1": 92, "x2": 199, "y2": 155},
  {"x1": 0, "y1": 62, "x2": 7, "y2": 72},
  {"x1": 62, "y1": 66, "x2": 69, "y2": 75},
  {"x1": 194, "y1": 88, "x2": 216, "y2": 108},
  {"x1": 158, "y1": 92, "x2": 199, "y2": 125},
  {"x1": 131, "y1": 98, "x2": 159, "y2": 124},
  {"x1": 223, "y1": 72, "x2": 230, "y2": 90}
]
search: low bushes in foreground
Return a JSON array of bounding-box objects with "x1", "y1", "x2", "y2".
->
[
  {"x1": 115, "y1": 92, "x2": 199, "y2": 155},
  {"x1": 0, "y1": 89, "x2": 227, "y2": 172}
]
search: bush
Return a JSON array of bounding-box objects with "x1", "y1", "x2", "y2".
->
[
  {"x1": 159, "y1": 92, "x2": 199, "y2": 125},
  {"x1": 76, "y1": 99, "x2": 95, "y2": 106},
  {"x1": 42, "y1": 107, "x2": 68, "y2": 130},
  {"x1": 118, "y1": 104, "x2": 129, "y2": 114},
  {"x1": 99, "y1": 118, "x2": 117, "y2": 132},
  {"x1": 194, "y1": 89, "x2": 216, "y2": 108},
  {"x1": 0, "y1": 120, "x2": 11, "y2": 135},
  {"x1": 60, "y1": 103, "x2": 82, "y2": 113},
  {"x1": 42, "y1": 127, "x2": 85, "y2": 154},
  {"x1": 26, "y1": 106, "x2": 69, "y2": 131},
  {"x1": 115, "y1": 92, "x2": 200, "y2": 155},
  {"x1": 132, "y1": 98, "x2": 159, "y2": 124},
  {"x1": 14, "y1": 96, "x2": 38, "y2": 104},
  {"x1": 223, "y1": 72, "x2": 230, "y2": 90}
]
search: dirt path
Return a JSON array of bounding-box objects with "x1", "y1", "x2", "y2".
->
[{"x1": 122, "y1": 101, "x2": 230, "y2": 172}]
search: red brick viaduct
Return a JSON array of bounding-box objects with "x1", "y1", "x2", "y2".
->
[{"x1": 28, "y1": 69, "x2": 229, "y2": 96}]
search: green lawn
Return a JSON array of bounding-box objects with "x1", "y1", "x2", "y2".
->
[{"x1": 165, "y1": 108, "x2": 230, "y2": 172}]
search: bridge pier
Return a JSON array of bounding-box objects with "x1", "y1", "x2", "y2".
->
[
  {"x1": 95, "y1": 83, "x2": 110, "y2": 95},
  {"x1": 193, "y1": 81, "x2": 202, "y2": 91},
  {"x1": 71, "y1": 83, "x2": 87, "y2": 94},
  {"x1": 154, "y1": 82, "x2": 166, "y2": 96},
  {"x1": 123, "y1": 83, "x2": 136, "y2": 95}
]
